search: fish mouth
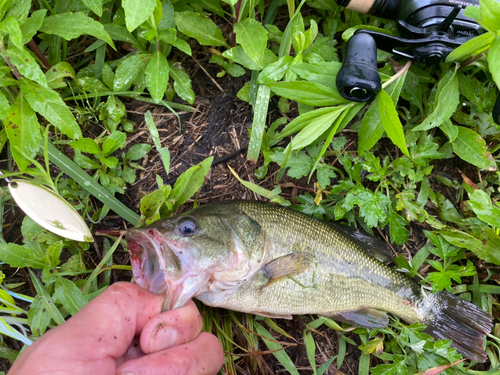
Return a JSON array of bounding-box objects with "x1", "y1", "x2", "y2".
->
[{"x1": 126, "y1": 229, "x2": 204, "y2": 310}]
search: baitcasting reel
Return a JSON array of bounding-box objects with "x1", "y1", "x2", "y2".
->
[{"x1": 334, "y1": 0, "x2": 500, "y2": 124}]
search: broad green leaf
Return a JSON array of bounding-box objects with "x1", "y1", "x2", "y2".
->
[
  {"x1": 145, "y1": 51, "x2": 169, "y2": 103},
  {"x1": 45, "y1": 62, "x2": 75, "y2": 89},
  {"x1": 279, "y1": 107, "x2": 338, "y2": 139},
  {"x1": 175, "y1": 11, "x2": 227, "y2": 47},
  {"x1": 487, "y1": 35, "x2": 500, "y2": 89},
  {"x1": 4, "y1": 46, "x2": 47, "y2": 87},
  {"x1": 0, "y1": 92, "x2": 8, "y2": 121},
  {"x1": 102, "y1": 131, "x2": 126, "y2": 156},
  {"x1": 103, "y1": 24, "x2": 139, "y2": 47},
  {"x1": 451, "y1": 126, "x2": 496, "y2": 170},
  {"x1": 4, "y1": 94, "x2": 42, "y2": 171},
  {"x1": 29, "y1": 270, "x2": 65, "y2": 326},
  {"x1": 140, "y1": 189, "x2": 165, "y2": 222},
  {"x1": 70, "y1": 138, "x2": 101, "y2": 154},
  {"x1": 169, "y1": 157, "x2": 214, "y2": 212},
  {"x1": 40, "y1": 12, "x2": 115, "y2": 48},
  {"x1": 125, "y1": 144, "x2": 152, "y2": 161},
  {"x1": 122, "y1": 0, "x2": 155, "y2": 32},
  {"x1": 378, "y1": 89, "x2": 409, "y2": 156},
  {"x1": 446, "y1": 32, "x2": 494, "y2": 62},
  {"x1": 81, "y1": 0, "x2": 103, "y2": 16},
  {"x1": 258, "y1": 56, "x2": 294, "y2": 84},
  {"x1": 1, "y1": 17, "x2": 23, "y2": 50},
  {"x1": 290, "y1": 61, "x2": 342, "y2": 89},
  {"x1": 20, "y1": 78, "x2": 82, "y2": 139},
  {"x1": 358, "y1": 73, "x2": 406, "y2": 156},
  {"x1": 54, "y1": 277, "x2": 88, "y2": 316},
  {"x1": 113, "y1": 54, "x2": 148, "y2": 92},
  {"x1": 480, "y1": 0, "x2": 500, "y2": 31},
  {"x1": 0, "y1": 242, "x2": 46, "y2": 269},
  {"x1": 265, "y1": 81, "x2": 347, "y2": 106},
  {"x1": 468, "y1": 189, "x2": 500, "y2": 227},
  {"x1": 248, "y1": 84, "x2": 270, "y2": 160},
  {"x1": 234, "y1": 18, "x2": 268, "y2": 69},
  {"x1": 475, "y1": 228, "x2": 500, "y2": 265},
  {"x1": 28, "y1": 296, "x2": 51, "y2": 336},
  {"x1": 6, "y1": 0, "x2": 30, "y2": 20},
  {"x1": 19, "y1": 9, "x2": 47, "y2": 45},
  {"x1": 388, "y1": 208, "x2": 409, "y2": 246},
  {"x1": 412, "y1": 70, "x2": 459, "y2": 131},
  {"x1": 440, "y1": 119, "x2": 458, "y2": 141},
  {"x1": 169, "y1": 62, "x2": 195, "y2": 104},
  {"x1": 292, "y1": 106, "x2": 345, "y2": 150}
]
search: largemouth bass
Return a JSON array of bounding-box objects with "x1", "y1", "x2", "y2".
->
[{"x1": 126, "y1": 200, "x2": 492, "y2": 362}]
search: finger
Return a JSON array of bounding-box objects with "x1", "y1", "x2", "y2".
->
[
  {"x1": 116, "y1": 332, "x2": 224, "y2": 375},
  {"x1": 140, "y1": 300, "x2": 203, "y2": 354},
  {"x1": 9, "y1": 282, "x2": 166, "y2": 375}
]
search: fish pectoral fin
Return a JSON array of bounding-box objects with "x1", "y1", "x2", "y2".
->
[
  {"x1": 252, "y1": 311, "x2": 293, "y2": 320},
  {"x1": 324, "y1": 308, "x2": 389, "y2": 329},
  {"x1": 261, "y1": 252, "x2": 313, "y2": 287}
]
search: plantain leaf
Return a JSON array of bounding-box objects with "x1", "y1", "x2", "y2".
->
[
  {"x1": 4, "y1": 94, "x2": 42, "y2": 171},
  {"x1": 40, "y1": 12, "x2": 114, "y2": 48},
  {"x1": 20, "y1": 78, "x2": 82, "y2": 139},
  {"x1": 145, "y1": 51, "x2": 169, "y2": 103}
]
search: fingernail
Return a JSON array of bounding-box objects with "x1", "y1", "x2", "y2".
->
[
  {"x1": 117, "y1": 372, "x2": 136, "y2": 375},
  {"x1": 149, "y1": 325, "x2": 178, "y2": 352}
]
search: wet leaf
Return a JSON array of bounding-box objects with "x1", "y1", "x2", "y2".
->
[
  {"x1": 40, "y1": 12, "x2": 114, "y2": 48},
  {"x1": 113, "y1": 54, "x2": 148, "y2": 92},
  {"x1": 45, "y1": 62, "x2": 75, "y2": 89},
  {"x1": 175, "y1": 11, "x2": 227, "y2": 47},
  {"x1": 122, "y1": 0, "x2": 155, "y2": 32},
  {"x1": 169, "y1": 62, "x2": 195, "y2": 104},
  {"x1": 146, "y1": 51, "x2": 169, "y2": 103},
  {"x1": 4, "y1": 94, "x2": 42, "y2": 171},
  {"x1": 247, "y1": 84, "x2": 270, "y2": 160},
  {"x1": 81, "y1": 0, "x2": 103, "y2": 16},
  {"x1": 20, "y1": 78, "x2": 82, "y2": 139},
  {"x1": 70, "y1": 138, "x2": 101, "y2": 154},
  {"x1": 28, "y1": 296, "x2": 51, "y2": 336},
  {"x1": 234, "y1": 18, "x2": 268, "y2": 69},
  {"x1": 4, "y1": 46, "x2": 47, "y2": 87}
]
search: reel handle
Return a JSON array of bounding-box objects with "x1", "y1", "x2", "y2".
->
[{"x1": 336, "y1": 32, "x2": 382, "y2": 102}]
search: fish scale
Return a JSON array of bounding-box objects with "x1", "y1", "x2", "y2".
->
[{"x1": 232, "y1": 201, "x2": 420, "y2": 321}]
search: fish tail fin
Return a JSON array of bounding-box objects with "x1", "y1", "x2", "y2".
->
[{"x1": 419, "y1": 291, "x2": 492, "y2": 363}]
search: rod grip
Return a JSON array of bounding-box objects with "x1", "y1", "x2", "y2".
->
[{"x1": 336, "y1": 32, "x2": 382, "y2": 102}]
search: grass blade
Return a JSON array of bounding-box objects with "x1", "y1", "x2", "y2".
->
[{"x1": 46, "y1": 142, "x2": 140, "y2": 225}]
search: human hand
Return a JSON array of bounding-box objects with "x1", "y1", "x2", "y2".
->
[{"x1": 9, "y1": 282, "x2": 224, "y2": 375}]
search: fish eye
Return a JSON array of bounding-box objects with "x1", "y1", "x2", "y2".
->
[{"x1": 176, "y1": 217, "x2": 198, "y2": 236}]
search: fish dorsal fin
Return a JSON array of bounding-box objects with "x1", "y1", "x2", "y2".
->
[
  {"x1": 324, "y1": 308, "x2": 389, "y2": 329},
  {"x1": 261, "y1": 252, "x2": 313, "y2": 286},
  {"x1": 328, "y1": 222, "x2": 394, "y2": 263}
]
